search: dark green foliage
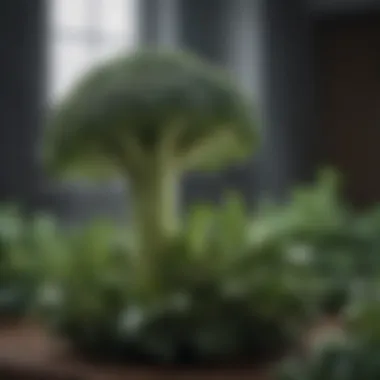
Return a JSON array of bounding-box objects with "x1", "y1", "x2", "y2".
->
[
  {"x1": 37, "y1": 199, "x2": 320, "y2": 367},
  {"x1": 34, "y1": 169, "x2": 380, "y2": 367},
  {"x1": 277, "y1": 337, "x2": 380, "y2": 380},
  {"x1": 0, "y1": 206, "x2": 62, "y2": 318},
  {"x1": 276, "y1": 344, "x2": 353, "y2": 380},
  {"x1": 351, "y1": 205, "x2": 380, "y2": 276},
  {"x1": 320, "y1": 287, "x2": 349, "y2": 316},
  {"x1": 27, "y1": 168, "x2": 380, "y2": 367},
  {"x1": 275, "y1": 226, "x2": 380, "y2": 380},
  {"x1": 250, "y1": 169, "x2": 380, "y2": 316},
  {"x1": 0, "y1": 205, "x2": 31, "y2": 317}
]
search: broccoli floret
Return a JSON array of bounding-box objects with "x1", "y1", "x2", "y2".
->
[{"x1": 45, "y1": 49, "x2": 258, "y2": 266}]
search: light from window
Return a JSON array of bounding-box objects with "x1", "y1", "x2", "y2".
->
[
  {"x1": 50, "y1": 43, "x2": 91, "y2": 100},
  {"x1": 51, "y1": 0, "x2": 90, "y2": 30},
  {"x1": 48, "y1": 0, "x2": 138, "y2": 103},
  {"x1": 100, "y1": 0, "x2": 130, "y2": 34}
]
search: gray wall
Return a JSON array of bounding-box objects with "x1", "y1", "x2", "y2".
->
[
  {"x1": 0, "y1": 0, "x2": 46, "y2": 211},
  {"x1": 259, "y1": 0, "x2": 317, "y2": 199}
]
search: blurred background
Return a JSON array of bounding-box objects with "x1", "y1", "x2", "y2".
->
[{"x1": 1, "y1": 0, "x2": 379, "y2": 224}]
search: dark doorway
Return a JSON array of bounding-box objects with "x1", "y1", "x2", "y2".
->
[{"x1": 316, "y1": 15, "x2": 380, "y2": 208}]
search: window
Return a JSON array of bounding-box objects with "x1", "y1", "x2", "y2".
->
[{"x1": 47, "y1": 0, "x2": 138, "y2": 103}]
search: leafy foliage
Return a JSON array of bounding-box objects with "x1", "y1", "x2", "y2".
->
[
  {"x1": 249, "y1": 169, "x2": 379, "y2": 314},
  {"x1": 37, "y1": 200, "x2": 322, "y2": 366},
  {"x1": 276, "y1": 307, "x2": 380, "y2": 380},
  {"x1": 33, "y1": 168, "x2": 380, "y2": 367},
  {"x1": 0, "y1": 206, "x2": 63, "y2": 317},
  {"x1": 37, "y1": 220, "x2": 131, "y2": 349},
  {"x1": 351, "y1": 205, "x2": 380, "y2": 276},
  {"x1": 250, "y1": 169, "x2": 353, "y2": 259},
  {"x1": 0, "y1": 204, "x2": 29, "y2": 316},
  {"x1": 9, "y1": 168, "x2": 377, "y2": 368},
  {"x1": 275, "y1": 247, "x2": 380, "y2": 380},
  {"x1": 276, "y1": 344, "x2": 354, "y2": 380}
]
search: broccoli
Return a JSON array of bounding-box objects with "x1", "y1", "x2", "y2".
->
[{"x1": 45, "y1": 49, "x2": 258, "y2": 265}]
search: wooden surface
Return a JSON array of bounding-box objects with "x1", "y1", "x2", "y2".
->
[{"x1": 0, "y1": 323, "x2": 271, "y2": 380}]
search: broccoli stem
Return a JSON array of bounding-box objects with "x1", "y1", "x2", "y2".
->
[{"x1": 131, "y1": 162, "x2": 180, "y2": 282}]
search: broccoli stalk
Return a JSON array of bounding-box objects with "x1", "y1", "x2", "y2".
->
[
  {"x1": 45, "y1": 49, "x2": 258, "y2": 282},
  {"x1": 129, "y1": 145, "x2": 179, "y2": 258}
]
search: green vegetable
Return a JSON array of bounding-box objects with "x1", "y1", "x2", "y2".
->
[{"x1": 45, "y1": 49, "x2": 258, "y2": 273}]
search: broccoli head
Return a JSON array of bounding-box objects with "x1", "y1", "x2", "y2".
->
[
  {"x1": 45, "y1": 49, "x2": 258, "y2": 267},
  {"x1": 46, "y1": 49, "x2": 257, "y2": 178}
]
